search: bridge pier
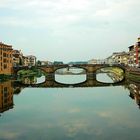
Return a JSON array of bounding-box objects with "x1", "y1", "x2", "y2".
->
[
  {"x1": 45, "y1": 73, "x2": 55, "y2": 81},
  {"x1": 87, "y1": 73, "x2": 96, "y2": 80}
]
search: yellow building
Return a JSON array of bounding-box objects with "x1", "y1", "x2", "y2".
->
[
  {"x1": 0, "y1": 80, "x2": 14, "y2": 113},
  {"x1": 110, "y1": 52, "x2": 129, "y2": 65},
  {"x1": 114, "y1": 52, "x2": 129, "y2": 65},
  {"x1": 0, "y1": 42, "x2": 13, "y2": 75}
]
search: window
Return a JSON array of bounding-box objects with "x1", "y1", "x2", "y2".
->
[
  {"x1": 3, "y1": 53, "x2": 6, "y2": 57},
  {"x1": 4, "y1": 64, "x2": 7, "y2": 69},
  {"x1": 3, "y1": 59, "x2": 6, "y2": 63}
]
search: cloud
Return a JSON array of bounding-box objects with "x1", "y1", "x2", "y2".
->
[
  {"x1": 95, "y1": 9, "x2": 111, "y2": 17},
  {"x1": 0, "y1": 0, "x2": 140, "y2": 29},
  {"x1": 0, "y1": 0, "x2": 140, "y2": 61}
]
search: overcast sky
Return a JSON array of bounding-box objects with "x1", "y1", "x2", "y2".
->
[{"x1": 0, "y1": 0, "x2": 140, "y2": 62}]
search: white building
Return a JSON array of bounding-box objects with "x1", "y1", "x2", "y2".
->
[
  {"x1": 88, "y1": 59, "x2": 97, "y2": 64},
  {"x1": 26, "y1": 55, "x2": 36, "y2": 66}
]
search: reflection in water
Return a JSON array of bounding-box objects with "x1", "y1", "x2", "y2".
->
[
  {"x1": 55, "y1": 67, "x2": 86, "y2": 84},
  {"x1": 55, "y1": 74, "x2": 86, "y2": 84},
  {"x1": 0, "y1": 81, "x2": 14, "y2": 114},
  {"x1": 55, "y1": 67, "x2": 86, "y2": 75},
  {"x1": 107, "y1": 73, "x2": 124, "y2": 83},
  {"x1": 0, "y1": 80, "x2": 23, "y2": 114},
  {"x1": 1, "y1": 75, "x2": 140, "y2": 140},
  {"x1": 37, "y1": 76, "x2": 45, "y2": 83},
  {"x1": 0, "y1": 76, "x2": 140, "y2": 115},
  {"x1": 127, "y1": 83, "x2": 140, "y2": 108},
  {"x1": 97, "y1": 73, "x2": 113, "y2": 83},
  {"x1": 18, "y1": 76, "x2": 46, "y2": 85},
  {"x1": 20, "y1": 76, "x2": 37, "y2": 84}
]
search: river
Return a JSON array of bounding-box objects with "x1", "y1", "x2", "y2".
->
[{"x1": 0, "y1": 73, "x2": 140, "y2": 140}]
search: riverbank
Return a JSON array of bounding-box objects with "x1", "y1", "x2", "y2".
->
[
  {"x1": 100, "y1": 66, "x2": 140, "y2": 82},
  {"x1": 17, "y1": 69, "x2": 42, "y2": 77},
  {"x1": 126, "y1": 73, "x2": 140, "y2": 82},
  {"x1": 0, "y1": 68, "x2": 42, "y2": 81},
  {"x1": 100, "y1": 67, "x2": 124, "y2": 77},
  {"x1": 126, "y1": 68, "x2": 140, "y2": 82}
]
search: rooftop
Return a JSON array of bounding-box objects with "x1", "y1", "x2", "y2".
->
[{"x1": 0, "y1": 42, "x2": 12, "y2": 48}]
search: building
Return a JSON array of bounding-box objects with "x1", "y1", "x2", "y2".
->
[
  {"x1": 88, "y1": 59, "x2": 97, "y2": 64},
  {"x1": 26, "y1": 55, "x2": 36, "y2": 66},
  {"x1": 113, "y1": 52, "x2": 129, "y2": 65},
  {"x1": 106, "y1": 52, "x2": 129, "y2": 65},
  {"x1": 68, "y1": 61, "x2": 87, "y2": 65},
  {"x1": 22, "y1": 56, "x2": 29, "y2": 66},
  {"x1": 128, "y1": 45, "x2": 135, "y2": 66},
  {"x1": 54, "y1": 61, "x2": 63, "y2": 65},
  {"x1": 12, "y1": 50, "x2": 37, "y2": 67},
  {"x1": 12, "y1": 50, "x2": 23, "y2": 67},
  {"x1": 105, "y1": 56, "x2": 115, "y2": 64},
  {"x1": 106, "y1": 53, "x2": 120, "y2": 65},
  {"x1": 39, "y1": 60, "x2": 53, "y2": 66},
  {"x1": 128, "y1": 37, "x2": 140, "y2": 67},
  {"x1": 0, "y1": 42, "x2": 13, "y2": 75}
]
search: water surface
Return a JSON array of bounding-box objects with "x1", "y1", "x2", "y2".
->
[{"x1": 0, "y1": 74, "x2": 140, "y2": 140}]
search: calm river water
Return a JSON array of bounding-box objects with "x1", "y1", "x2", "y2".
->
[{"x1": 0, "y1": 74, "x2": 140, "y2": 140}]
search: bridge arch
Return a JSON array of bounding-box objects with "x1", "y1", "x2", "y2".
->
[
  {"x1": 54, "y1": 66, "x2": 87, "y2": 74},
  {"x1": 95, "y1": 65, "x2": 125, "y2": 83},
  {"x1": 95, "y1": 65, "x2": 125, "y2": 74}
]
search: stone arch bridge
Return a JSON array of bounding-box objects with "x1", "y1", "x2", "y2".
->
[{"x1": 13, "y1": 64, "x2": 126, "y2": 81}]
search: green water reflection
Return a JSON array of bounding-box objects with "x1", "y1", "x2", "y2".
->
[{"x1": 0, "y1": 75, "x2": 140, "y2": 140}]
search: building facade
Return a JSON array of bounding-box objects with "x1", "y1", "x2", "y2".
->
[
  {"x1": 26, "y1": 55, "x2": 36, "y2": 66},
  {"x1": 12, "y1": 50, "x2": 23, "y2": 67},
  {"x1": 128, "y1": 37, "x2": 140, "y2": 67},
  {"x1": 22, "y1": 56, "x2": 29, "y2": 66},
  {"x1": 88, "y1": 59, "x2": 97, "y2": 64},
  {"x1": 106, "y1": 52, "x2": 129, "y2": 65},
  {"x1": 113, "y1": 52, "x2": 129, "y2": 65},
  {"x1": 0, "y1": 42, "x2": 13, "y2": 75}
]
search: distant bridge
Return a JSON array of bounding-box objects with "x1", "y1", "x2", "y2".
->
[
  {"x1": 38, "y1": 64, "x2": 126, "y2": 74},
  {"x1": 13, "y1": 64, "x2": 126, "y2": 81},
  {"x1": 13, "y1": 63, "x2": 127, "y2": 88}
]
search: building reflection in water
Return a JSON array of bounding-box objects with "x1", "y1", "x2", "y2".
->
[
  {"x1": 0, "y1": 81, "x2": 14, "y2": 114},
  {"x1": 128, "y1": 83, "x2": 140, "y2": 109},
  {"x1": 1, "y1": 76, "x2": 140, "y2": 115},
  {"x1": 0, "y1": 80, "x2": 23, "y2": 115}
]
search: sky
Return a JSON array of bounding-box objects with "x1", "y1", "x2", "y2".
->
[{"x1": 0, "y1": 0, "x2": 140, "y2": 62}]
